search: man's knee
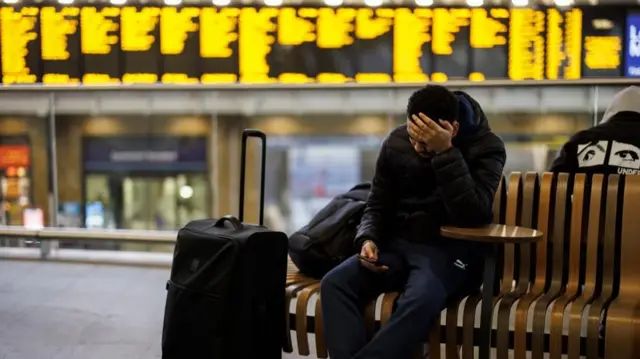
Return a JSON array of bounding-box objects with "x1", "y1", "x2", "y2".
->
[
  {"x1": 320, "y1": 256, "x2": 359, "y2": 296},
  {"x1": 402, "y1": 275, "x2": 448, "y2": 312},
  {"x1": 320, "y1": 269, "x2": 341, "y2": 296}
]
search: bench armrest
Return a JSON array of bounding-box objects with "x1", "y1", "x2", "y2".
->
[{"x1": 440, "y1": 224, "x2": 543, "y2": 244}]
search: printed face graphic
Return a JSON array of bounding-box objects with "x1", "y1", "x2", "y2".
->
[
  {"x1": 576, "y1": 140, "x2": 640, "y2": 171},
  {"x1": 609, "y1": 141, "x2": 640, "y2": 169},
  {"x1": 577, "y1": 141, "x2": 608, "y2": 168}
]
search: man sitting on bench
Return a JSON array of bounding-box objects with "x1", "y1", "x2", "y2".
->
[
  {"x1": 320, "y1": 85, "x2": 506, "y2": 359},
  {"x1": 550, "y1": 86, "x2": 640, "y2": 175}
]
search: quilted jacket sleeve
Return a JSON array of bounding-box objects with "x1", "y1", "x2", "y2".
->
[
  {"x1": 354, "y1": 137, "x2": 394, "y2": 248},
  {"x1": 431, "y1": 137, "x2": 506, "y2": 227},
  {"x1": 549, "y1": 138, "x2": 579, "y2": 173}
]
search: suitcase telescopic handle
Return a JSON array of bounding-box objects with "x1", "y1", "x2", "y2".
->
[
  {"x1": 239, "y1": 129, "x2": 266, "y2": 225},
  {"x1": 214, "y1": 215, "x2": 244, "y2": 229}
]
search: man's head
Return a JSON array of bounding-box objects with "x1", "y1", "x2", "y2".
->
[{"x1": 406, "y1": 85, "x2": 460, "y2": 154}]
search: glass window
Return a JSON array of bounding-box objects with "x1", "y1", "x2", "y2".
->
[{"x1": 84, "y1": 173, "x2": 210, "y2": 231}]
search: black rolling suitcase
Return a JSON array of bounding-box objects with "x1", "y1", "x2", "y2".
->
[{"x1": 161, "y1": 129, "x2": 288, "y2": 359}]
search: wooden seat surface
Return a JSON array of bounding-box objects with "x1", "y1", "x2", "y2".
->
[{"x1": 440, "y1": 224, "x2": 542, "y2": 243}]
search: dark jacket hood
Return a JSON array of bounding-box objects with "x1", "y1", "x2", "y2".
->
[
  {"x1": 453, "y1": 91, "x2": 491, "y2": 143},
  {"x1": 601, "y1": 86, "x2": 640, "y2": 124}
]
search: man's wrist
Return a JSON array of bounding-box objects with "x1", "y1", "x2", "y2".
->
[
  {"x1": 435, "y1": 143, "x2": 453, "y2": 154},
  {"x1": 361, "y1": 239, "x2": 377, "y2": 249}
]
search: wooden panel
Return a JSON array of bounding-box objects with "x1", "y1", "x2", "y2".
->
[
  {"x1": 460, "y1": 175, "x2": 507, "y2": 359},
  {"x1": 283, "y1": 279, "x2": 318, "y2": 353},
  {"x1": 548, "y1": 173, "x2": 587, "y2": 359},
  {"x1": 315, "y1": 294, "x2": 328, "y2": 358},
  {"x1": 530, "y1": 173, "x2": 570, "y2": 359},
  {"x1": 295, "y1": 282, "x2": 321, "y2": 355},
  {"x1": 585, "y1": 175, "x2": 619, "y2": 359},
  {"x1": 512, "y1": 172, "x2": 553, "y2": 357},
  {"x1": 496, "y1": 172, "x2": 537, "y2": 359},
  {"x1": 567, "y1": 174, "x2": 604, "y2": 359},
  {"x1": 605, "y1": 175, "x2": 640, "y2": 359}
]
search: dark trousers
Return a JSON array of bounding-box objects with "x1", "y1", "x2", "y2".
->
[{"x1": 320, "y1": 239, "x2": 481, "y2": 359}]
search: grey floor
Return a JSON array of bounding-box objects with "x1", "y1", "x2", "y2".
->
[
  {"x1": 1, "y1": 260, "x2": 569, "y2": 359},
  {"x1": 0, "y1": 260, "x2": 314, "y2": 359},
  {"x1": 0, "y1": 261, "x2": 168, "y2": 359}
]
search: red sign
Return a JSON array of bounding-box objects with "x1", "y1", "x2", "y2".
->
[{"x1": 0, "y1": 146, "x2": 30, "y2": 168}]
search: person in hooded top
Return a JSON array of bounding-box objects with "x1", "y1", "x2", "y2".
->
[
  {"x1": 320, "y1": 85, "x2": 506, "y2": 359},
  {"x1": 550, "y1": 86, "x2": 640, "y2": 175}
]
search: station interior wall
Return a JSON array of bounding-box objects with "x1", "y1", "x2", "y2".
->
[{"x1": 0, "y1": 112, "x2": 592, "y2": 228}]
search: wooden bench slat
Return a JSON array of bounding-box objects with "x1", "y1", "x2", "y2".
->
[
  {"x1": 364, "y1": 299, "x2": 377, "y2": 341},
  {"x1": 605, "y1": 175, "x2": 640, "y2": 359},
  {"x1": 496, "y1": 172, "x2": 537, "y2": 359},
  {"x1": 586, "y1": 175, "x2": 620, "y2": 358},
  {"x1": 548, "y1": 173, "x2": 588, "y2": 359},
  {"x1": 284, "y1": 279, "x2": 318, "y2": 353},
  {"x1": 513, "y1": 172, "x2": 553, "y2": 358},
  {"x1": 314, "y1": 294, "x2": 328, "y2": 358},
  {"x1": 381, "y1": 292, "x2": 399, "y2": 326},
  {"x1": 296, "y1": 282, "x2": 321, "y2": 355},
  {"x1": 530, "y1": 173, "x2": 571, "y2": 359},
  {"x1": 567, "y1": 174, "x2": 605, "y2": 359},
  {"x1": 501, "y1": 172, "x2": 522, "y2": 294},
  {"x1": 459, "y1": 175, "x2": 507, "y2": 359},
  {"x1": 495, "y1": 172, "x2": 524, "y2": 359}
]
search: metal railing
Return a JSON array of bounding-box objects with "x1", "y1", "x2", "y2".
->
[
  {"x1": 0, "y1": 226, "x2": 176, "y2": 244},
  {"x1": 0, "y1": 226, "x2": 177, "y2": 266}
]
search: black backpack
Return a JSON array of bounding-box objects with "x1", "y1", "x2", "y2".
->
[{"x1": 288, "y1": 182, "x2": 371, "y2": 278}]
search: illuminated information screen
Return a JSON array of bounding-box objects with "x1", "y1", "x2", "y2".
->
[
  {"x1": 121, "y1": 6, "x2": 160, "y2": 84},
  {"x1": 80, "y1": 6, "x2": 121, "y2": 84},
  {"x1": 41, "y1": 6, "x2": 81, "y2": 84},
  {"x1": 0, "y1": 5, "x2": 635, "y2": 85},
  {"x1": 1, "y1": 7, "x2": 41, "y2": 84},
  {"x1": 582, "y1": 7, "x2": 624, "y2": 77},
  {"x1": 160, "y1": 7, "x2": 200, "y2": 84},
  {"x1": 431, "y1": 8, "x2": 471, "y2": 81},
  {"x1": 470, "y1": 8, "x2": 509, "y2": 81}
]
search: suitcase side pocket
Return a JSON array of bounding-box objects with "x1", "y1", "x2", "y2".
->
[{"x1": 161, "y1": 282, "x2": 227, "y2": 358}]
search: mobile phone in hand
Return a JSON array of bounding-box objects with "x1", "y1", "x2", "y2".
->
[{"x1": 358, "y1": 254, "x2": 380, "y2": 266}]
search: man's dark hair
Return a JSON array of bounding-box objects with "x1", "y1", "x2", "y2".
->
[{"x1": 406, "y1": 85, "x2": 459, "y2": 123}]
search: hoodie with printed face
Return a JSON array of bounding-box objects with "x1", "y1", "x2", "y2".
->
[{"x1": 550, "y1": 86, "x2": 640, "y2": 175}]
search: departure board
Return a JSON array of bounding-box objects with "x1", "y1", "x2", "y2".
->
[
  {"x1": 200, "y1": 7, "x2": 239, "y2": 83},
  {"x1": 470, "y1": 8, "x2": 508, "y2": 80},
  {"x1": 121, "y1": 6, "x2": 161, "y2": 84},
  {"x1": 431, "y1": 8, "x2": 471, "y2": 81},
  {"x1": 509, "y1": 8, "x2": 545, "y2": 80},
  {"x1": 41, "y1": 6, "x2": 81, "y2": 84},
  {"x1": 80, "y1": 6, "x2": 121, "y2": 84},
  {"x1": 1, "y1": 7, "x2": 41, "y2": 84},
  {"x1": 582, "y1": 7, "x2": 624, "y2": 77},
  {"x1": 160, "y1": 7, "x2": 200, "y2": 84},
  {"x1": 0, "y1": 5, "x2": 638, "y2": 86}
]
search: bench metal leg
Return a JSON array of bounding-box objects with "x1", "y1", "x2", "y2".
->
[{"x1": 479, "y1": 245, "x2": 497, "y2": 359}]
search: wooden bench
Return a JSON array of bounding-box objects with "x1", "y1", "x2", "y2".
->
[{"x1": 283, "y1": 172, "x2": 640, "y2": 359}]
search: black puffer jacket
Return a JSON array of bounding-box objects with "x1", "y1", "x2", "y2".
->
[{"x1": 355, "y1": 91, "x2": 506, "y2": 254}]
